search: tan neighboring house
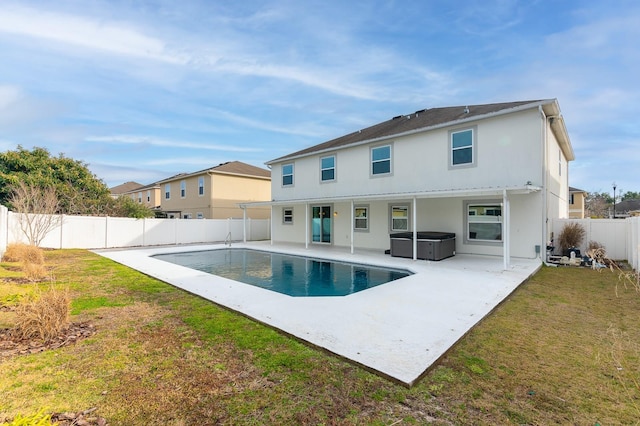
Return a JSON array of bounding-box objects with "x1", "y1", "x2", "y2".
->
[
  {"x1": 569, "y1": 187, "x2": 587, "y2": 219},
  {"x1": 157, "y1": 161, "x2": 271, "y2": 219},
  {"x1": 109, "y1": 181, "x2": 144, "y2": 199},
  {"x1": 111, "y1": 181, "x2": 162, "y2": 210}
]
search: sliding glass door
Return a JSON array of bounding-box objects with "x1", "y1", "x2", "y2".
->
[{"x1": 312, "y1": 205, "x2": 331, "y2": 243}]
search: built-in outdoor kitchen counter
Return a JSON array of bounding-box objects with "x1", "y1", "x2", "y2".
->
[{"x1": 389, "y1": 232, "x2": 456, "y2": 261}]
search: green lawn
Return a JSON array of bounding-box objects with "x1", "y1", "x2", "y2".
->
[{"x1": 1, "y1": 250, "x2": 638, "y2": 425}]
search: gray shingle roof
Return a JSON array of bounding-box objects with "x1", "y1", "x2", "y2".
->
[
  {"x1": 268, "y1": 100, "x2": 554, "y2": 164},
  {"x1": 109, "y1": 181, "x2": 144, "y2": 195}
]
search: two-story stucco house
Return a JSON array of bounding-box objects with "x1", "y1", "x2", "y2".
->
[
  {"x1": 158, "y1": 161, "x2": 271, "y2": 219},
  {"x1": 256, "y1": 99, "x2": 574, "y2": 267},
  {"x1": 569, "y1": 187, "x2": 587, "y2": 219}
]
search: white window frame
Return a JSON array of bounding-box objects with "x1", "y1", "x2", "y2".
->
[
  {"x1": 282, "y1": 207, "x2": 294, "y2": 224},
  {"x1": 180, "y1": 180, "x2": 186, "y2": 198},
  {"x1": 165, "y1": 183, "x2": 171, "y2": 200},
  {"x1": 320, "y1": 155, "x2": 336, "y2": 183},
  {"x1": 137, "y1": 192, "x2": 142, "y2": 203},
  {"x1": 390, "y1": 204, "x2": 410, "y2": 232},
  {"x1": 196, "y1": 212, "x2": 204, "y2": 219},
  {"x1": 371, "y1": 144, "x2": 392, "y2": 176},
  {"x1": 282, "y1": 163, "x2": 294, "y2": 187},
  {"x1": 147, "y1": 190, "x2": 151, "y2": 202},
  {"x1": 183, "y1": 213, "x2": 192, "y2": 219},
  {"x1": 465, "y1": 201, "x2": 503, "y2": 244},
  {"x1": 449, "y1": 126, "x2": 477, "y2": 169},
  {"x1": 198, "y1": 177, "x2": 204, "y2": 196},
  {"x1": 354, "y1": 205, "x2": 369, "y2": 231}
]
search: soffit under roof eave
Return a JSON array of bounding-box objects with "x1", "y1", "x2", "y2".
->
[{"x1": 239, "y1": 185, "x2": 541, "y2": 208}]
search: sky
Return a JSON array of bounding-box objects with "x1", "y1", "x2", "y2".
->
[{"x1": 0, "y1": 0, "x2": 638, "y2": 196}]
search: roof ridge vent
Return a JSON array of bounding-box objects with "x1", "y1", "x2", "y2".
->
[
  {"x1": 392, "y1": 115, "x2": 402, "y2": 120},
  {"x1": 464, "y1": 106, "x2": 470, "y2": 114}
]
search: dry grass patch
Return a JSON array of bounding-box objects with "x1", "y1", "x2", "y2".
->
[
  {"x1": 2, "y1": 243, "x2": 45, "y2": 264},
  {"x1": 11, "y1": 285, "x2": 70, "y2": 342}
]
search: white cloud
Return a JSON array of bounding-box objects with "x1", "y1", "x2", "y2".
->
[
  {"x1": 85, "y1": 135, "x2": 263, "y2": 153},
  {"x1": 0, "y1": 5, "x2": 186, "y2": 64}
]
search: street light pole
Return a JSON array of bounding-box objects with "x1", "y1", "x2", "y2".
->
[{"x1": 612, "y1": 182, "x2": 617, "y2": 219}]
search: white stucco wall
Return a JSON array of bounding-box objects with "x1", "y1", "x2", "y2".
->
[{"x1": 271, "y1": 108, "x2": 544, "y2": 202}]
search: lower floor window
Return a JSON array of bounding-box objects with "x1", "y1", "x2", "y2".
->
[
  {"x1": 354, "y1": 206, "x2": 368, "y2": 230},
  {"x1": 391, "y1": 205, "x2": 409, "y2": 231},
  {"x1": 468, "y1": 204, "x2": 502, "y2": 241},
  {"x1": 283, "y1": 208, "x2": 293, "y2": 224}
]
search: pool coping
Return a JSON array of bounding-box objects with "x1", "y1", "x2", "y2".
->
[{"x1": 95, "y1": 242, "x2": 542, "y2": 386}]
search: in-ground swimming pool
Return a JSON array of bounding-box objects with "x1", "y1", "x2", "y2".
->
[{"x1": 153, "y1": 248, "x2": 411, "y2": 297}]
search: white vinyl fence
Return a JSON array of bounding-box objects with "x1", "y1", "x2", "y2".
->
[
  {"x1": 0, "y1": 205, "x2": 270, "y2": 252},
  {"x1": 551, "y1": 217, "x2": 640, "y2": 269}
]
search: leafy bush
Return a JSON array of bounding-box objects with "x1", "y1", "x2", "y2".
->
[
  {"x1": 0, "y1": 408, "x2": 55, "y2": 426},
  {"x1": 557, "y1": 222, "x2": 586, "y2": 252},
  {"x1": 12, "y1": 286, "x2": 70, "y2": 342}
]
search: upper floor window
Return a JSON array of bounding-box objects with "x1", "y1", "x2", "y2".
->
[
  {"x1": 450, "y1": 128, "x2": 475, "y2": 167},
  {"x1": 371, "y1": 145, "x2": 391, "y2": 175},
  {"x1": 558, "y1": 149, "x2": 562, "y2": 176},
  {"x1": 137, "y1": 192, "x2": 142, "y2": 203},
  {"x1": 180, "y1": 180, "x2": 186, "y2": 198},
  {"x1": 282, "y1": 163, "x2": 294, "y2": 186},
  {"x1": 467, "y1": 203, "x2": 502, "y2": 242},
  {"x1": 164, "y1": 183, "x2": 170, "y2": 200},
  {"x1": 198, "y1": 177, "x2": 204, "y2": 195},
  {"x1": 320, "y1": 155, "x2": 336, "y2": 182},
  {"x1": 146, "y1": 190, "x2": 150, "y2": 202}
]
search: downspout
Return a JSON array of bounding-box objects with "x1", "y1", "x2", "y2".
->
[
  {"x1": 270, "y1": 205, "x2": 273, "y2": 246},
  {"x1": 540, "y1": 106, "x2": 548, "y2": 262}
]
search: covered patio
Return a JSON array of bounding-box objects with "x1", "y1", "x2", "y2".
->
[{"x1": 96, "y1": 241, "x2": 541, "y2": 386}]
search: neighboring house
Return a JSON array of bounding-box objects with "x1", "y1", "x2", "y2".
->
[
  {"x1": 251, "y1": 99, "x2": 574, "y2": 266},
  {"x1": 109, "y1": 181, "x2": 144, "y2": 199},
  {"x1": 120, "y1": 182, "x2": 163, "y2": 211},
  {"x1": 569, "y1": 187, "x2": 587, "y2": 219},
  {"x1": 613, "y1": 199, "x2": 640, "y2": 218},
  {"x1": 157, "y1": 161, "x2": 271, "y2": 219}
]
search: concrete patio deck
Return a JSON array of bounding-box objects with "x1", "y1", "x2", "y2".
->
[{"x1": 95, "y1": 242, "x2": 542, "y2": 386}]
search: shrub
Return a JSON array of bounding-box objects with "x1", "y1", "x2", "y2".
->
[
  {"x1": 23, "y1": 262, "x2": 49, "y2": 282},
  {"x1": 557, "y1": 222, "x2": 586, "y2": 252},
  {"x1": 12, "y1": 286, "x2": 70, "y2": 342},
  {"x1": 1, "y1": 408, "x2": 54, "y2": 426},
  {"x1": 2, "y1": 243, "x2": 44, "y2": 264}
]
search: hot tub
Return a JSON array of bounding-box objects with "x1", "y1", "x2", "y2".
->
[{"x1": 390, "y1": 232, "x2": 456, "y2": 261}]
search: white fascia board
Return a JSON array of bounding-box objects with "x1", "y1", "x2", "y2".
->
[{"x1": 239, "y1": 185, "x2": 541, "y2": 208}]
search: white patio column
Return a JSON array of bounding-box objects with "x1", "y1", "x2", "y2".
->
[
  {"x1": 305, "y1": 203, "x2": 309, "y2": 249},
  {"x1": 350, "y1": 199, "x2": 354, "y2": 254},
  {"x1": 413, "y1": 196, "x2": 417, "y2": 261},
  {"x1": 503, "y1": 190, "x2": 511, "y2": 270}
]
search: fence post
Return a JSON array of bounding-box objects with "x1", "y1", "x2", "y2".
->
[{"x1": 0, "y1": 205, "x2": 7, "y2": 257}]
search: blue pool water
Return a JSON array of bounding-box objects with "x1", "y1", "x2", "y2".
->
[{"x1": 153, "y1": 248, "x2": 411, "y2": 297}]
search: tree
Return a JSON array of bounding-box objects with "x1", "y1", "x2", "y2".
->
[
  {"x1": 0, "y1": 146, "x2": 113, "y2": 215},
  {"x1": 110, "y1": 196, "x2": 155, "y2": 219},
  {"x1": 10, "y1": 181, "x2": 62, "y2": 246},
  {"x1": 621, "y1": 191, "x2": 640, "y2": 201},
  {"x1": 585, "y1": 192, "x2": 611, "y2": 218}
]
